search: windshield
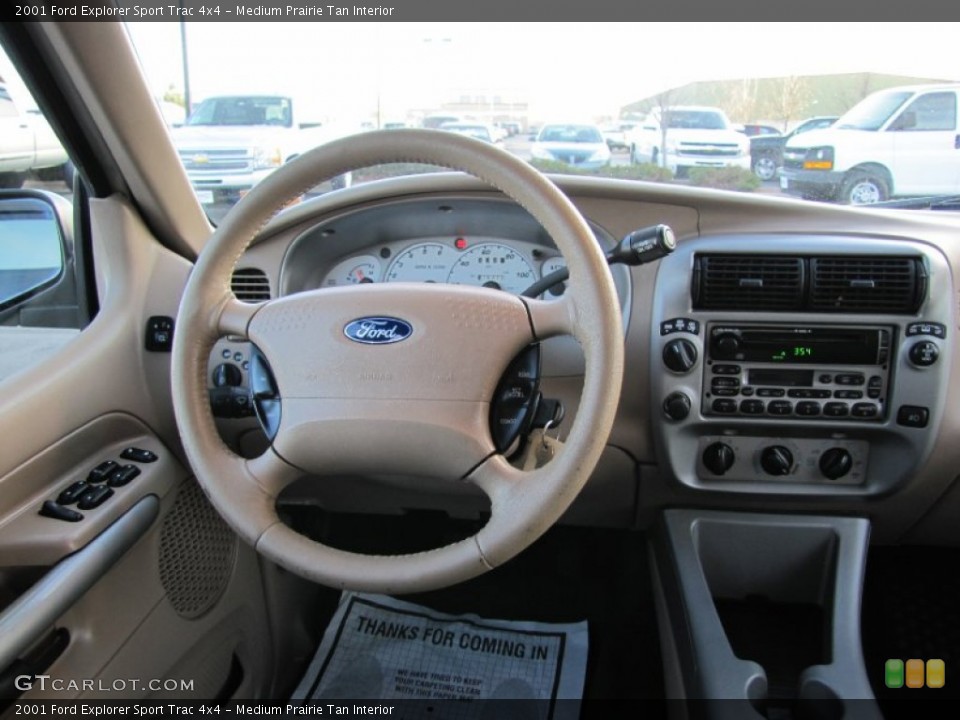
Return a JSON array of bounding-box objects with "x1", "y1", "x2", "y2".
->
[
  {"x1": 123, "y1": 22, "x2": 960, "y2": 217},
  {"x1": 186, "y1": 96, "x2": 293, "y2": 128},
  {"x1": 835, "y1": 91, "x2": 913, "y2": 131}
]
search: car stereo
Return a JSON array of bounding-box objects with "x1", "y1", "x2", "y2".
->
[{"x1": 703, "y1": 324, "x2": 892, "y2": 421}]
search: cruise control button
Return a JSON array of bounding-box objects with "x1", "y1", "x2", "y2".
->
[
  {"x1": 851, "y1": 403, "x2": 879, "y2": 419},
  {"x1": 88, "y1": 460, "x2": 119, "y2": 483},
  {"x1": 712, "y1": 399, "x2": 737, "y2": 413},
  {"x1": 896, "y1": 405, "x2": 929, "y2": 428},
  {"x1": 823, "y1": 402, "x2": 849, "y2": 418},
  {"x1": 767, "y1": 400, "x2": 792, "y2": 416},
  {"x1": 739, "y1": 399, "x2": 765, "y2": 415},
  {"x1": 796, "y1": 401, "x2": 821, "y2": 417}
]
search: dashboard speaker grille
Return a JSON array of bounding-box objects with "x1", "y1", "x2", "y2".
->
[
  {"x1": 694, "y1": 255, "x2": 804, "y2": 310},
  {"x1": 159, "y1": 481, "x2": 237, "y2": 620},
  {"x1": 810, "y1": 257, "x2": 925, "y2": 313},
  {"x1": 231, "y1": 268, "x2": 270, "y2": 302}
]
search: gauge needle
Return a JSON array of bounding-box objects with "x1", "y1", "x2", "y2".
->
[{"x1": 354, "y1": 269, "x2": 365, "y2": 282}]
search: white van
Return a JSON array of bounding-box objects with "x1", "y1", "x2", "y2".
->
[{"x1": 780, "y1": 84, "x2": 960, "y2": 204}]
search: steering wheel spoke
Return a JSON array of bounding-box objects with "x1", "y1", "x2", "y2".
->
[
  {"x1": 523, "y1": 294, "x2": 576, "y2": 340},
  {"x1": 216, "y1": 294, "x2": 263, "y2": 339},
  {"x1": 246, "y1": 447, "x2": 302, "y2": 496}
]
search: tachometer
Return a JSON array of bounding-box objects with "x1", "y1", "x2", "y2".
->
[
  {"x1": 540, "y1": 256, "x2": 568, "y2": 298},
  {"x1": 385, "y1": 242, "x2": 459, "y2": 283},
  {"x1": 321, "y1": 254, "x2": 382, "y2": 287},
  {"x1": 446, "y1": 243, "x2": 535, "y2": 294}
]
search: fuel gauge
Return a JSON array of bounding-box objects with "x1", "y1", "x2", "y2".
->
[{"x1": 322, "y1": 255, "x2": 382, "y2": 287}]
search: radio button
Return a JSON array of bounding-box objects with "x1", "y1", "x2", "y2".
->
[
  {"x1": 739, "y1": 399, "x2": 765, "y2": 415},
  {"x1": 757, "y1": 388, "x2": 786, "y2": 398},
  {"x1": 835, "y1": 374, "x2": 865, "y2": 386},
  {"x1": 834, "y1": 390, "x2": 863, "y2": 400},
  {"x1": 712, "y1": 388, "x2": 739, "y2": 397},
  {"x1": 711, "y1": 377, "x2": 740, "y2": 389},
  {"x1": 788, "y1": 389, "x2": 809, "y2": 399},
  {"x1": 824, "y1": 402, "x2": 849, "y2": 417},
  {"x1": 767, "y1": 400, "x2": 792, "y2": 415},
  {"x1": 712, "y1": 364, "x2": 741, "y2": 375},
  {"x1": 852, "y1": 403, "x2": 879, "y2": 419},
  {"x1": 740, "y1": 386, "x2": 755, "y2": 397},
  {"x1": 818, "y1": 373, "x2": 833, "y2": 384},
  {"x1": 712, "y1": 399, "x2": 737, "y2": 414},
  {"x1": 796, "y1": 401, "x2": 822, "y2": 417}
]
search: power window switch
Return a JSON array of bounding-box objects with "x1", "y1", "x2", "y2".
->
[
  {"x1": 88, "y1": 460, "x2": 119, "y2": 483},
  {"x1": 120, "y1": 447, "x2": 158, "y2": 463},
  {"x1": 57, "y1": 481, "x2": 90, "y2": 505},
  {"x1": 107, "y1": 464, "x2": 141, "y2": 487},
  {"x1": 77, "y1": 485, "x2": 114, "y2": 510}
]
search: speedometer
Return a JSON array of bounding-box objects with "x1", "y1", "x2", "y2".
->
[
  {"x1": 385, "y1": 243, "x2": 459, "y2": 283},
  {"x1": 446, "y1": 243, "x2": 536, "y2": 294}
]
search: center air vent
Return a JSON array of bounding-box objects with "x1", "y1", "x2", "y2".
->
[
  {"x1": 693, "y1": 255, "x2": 804, "y2": 310},
  {"x1": 692, "y1": 253, "x2": 926, "y2": 314},
  {"x1": 231, "y1": 268, "x2": 270, "y2": 302},
  {"x1": 809, "y1": 257, "x2": 925, "y2": 313}
]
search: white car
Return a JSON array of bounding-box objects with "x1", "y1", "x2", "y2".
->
[
  {"x1": 628, "y1": 106, "x2": 750, "y2": 175},
  {"x1": 531, "y1": 123, "x2": 611, "y2": 170},
  {"x1": 439, "y1": 122, "x2": 497, "y2": 143}
]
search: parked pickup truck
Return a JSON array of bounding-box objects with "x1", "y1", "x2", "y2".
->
[
  {"x1": 628, "y1": 106, "x2": 750, "y2": 176},
  {"x1": 780, "y1": 84, "x2": 960, "y2": 204},
  {"x1": 171, "y1": 94, "x2": 352, "y2": 204},
  {"x1": 0, "y1": 83, "x2": 71, "y2": 188}
]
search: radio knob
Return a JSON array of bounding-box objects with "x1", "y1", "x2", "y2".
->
[
  {"x1": 714, "y1": 333, "x2": 741, "y2": 358},
  {"x1": 819, "y1": 447, "x2": 853, "y2": 480},
  {"x1": 703, "y1": 442, "x2": 735, "y2": 476},
  {"x1": 663, "y1": 392, "x2": 692, "y2": 421},
  {"x1": 760, "y1": 445, "x2": 794, "y2": 476},
  {"x1": 663, "y1": 338, "x2": 698, "y2": 373}
]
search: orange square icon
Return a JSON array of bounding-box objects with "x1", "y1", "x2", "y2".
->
[
  {"x1": 906, "y1": 658, "x2": 925, "y2": 688},
  {"x1": 927, "y1": 659, "x2": 945, "y2": 689}
]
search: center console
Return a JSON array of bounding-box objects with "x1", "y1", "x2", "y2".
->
[{"x1": 651, "y1": 234, "x2": 952, "y2": 495}]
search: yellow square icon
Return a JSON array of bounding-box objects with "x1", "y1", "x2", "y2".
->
[
  {"x1": 927, "y1": 659, "x2": 945, "y2": 689},
  {"x1": 906, "y1": 658, "x2": 925, "y2": 688}
]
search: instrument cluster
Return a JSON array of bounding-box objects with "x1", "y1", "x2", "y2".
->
[{"x1": 315, "y1": 235, "x2": 568, "y2": 298}]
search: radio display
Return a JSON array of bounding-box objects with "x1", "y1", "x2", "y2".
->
[
  {"x1": 748, "y1": 369, "x2": 815, "y2": 387},
  {"x1": 710, "y1": 326, "x2": 885, "y2": 365}
]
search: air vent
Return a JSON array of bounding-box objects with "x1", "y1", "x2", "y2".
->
[
  {"x1": 810, "y1": 257, "x2": 925, "y2": 313},
  {"x1": 231, "y1": 268, "x2": 270, "y2": 302},
  {"x1": 693, "y1": 255, "x2": 804, "y2": 311}
]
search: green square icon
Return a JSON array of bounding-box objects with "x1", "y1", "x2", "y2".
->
[{"x1": 886, "y1": 659, "x2": 905, "y2": 688}]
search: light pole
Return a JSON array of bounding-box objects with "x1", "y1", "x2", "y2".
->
[{"x1": 179, "y1": 10, "x2": 191, "y2": 116}]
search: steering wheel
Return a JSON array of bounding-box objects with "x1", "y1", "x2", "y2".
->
[{"x1": 171, "y1": 130, "x2": 624, "y2": 593}]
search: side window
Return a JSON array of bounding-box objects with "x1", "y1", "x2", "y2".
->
[
  {"x1": 896, "y1": 92, "x2": 957, "y2": 132},
  {"x1": 0, "y1": 45, "x2": 87, "y2": 384}
]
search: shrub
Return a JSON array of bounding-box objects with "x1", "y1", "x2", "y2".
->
[{"x1": 687, "y1": 166, "x2": 761, "y2": 192}]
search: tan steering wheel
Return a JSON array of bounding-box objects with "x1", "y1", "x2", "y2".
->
[{"x1": 171, "y1": 130, "x2": 624, "y2": 593}]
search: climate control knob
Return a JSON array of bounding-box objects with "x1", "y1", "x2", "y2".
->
[
  {"x1": 663, "y1": 338, "x2": 698, "y2": 373},
  {"x1": 663, "y1": 392, "x2": 692, "y2": 421},
  {"x1": 819, "y1": 447, "x2": 853, "y2": 480},
  {"x1": 908, "y1": 340, "x2": 939, "y2": 368},
  {"x1": 702, "y1": 442, "x2": 735, "y2": 476},
  {"x1": 760, "y1": 445, "x2": 794, "y2": 476}
]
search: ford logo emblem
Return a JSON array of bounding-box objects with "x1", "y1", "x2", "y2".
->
[{"x1": 343, "y1": 317, "x2": 413, "y2": 345}]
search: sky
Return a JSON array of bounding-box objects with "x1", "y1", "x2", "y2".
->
[{"x1": 121, "y1": 22, "x2": 960, "y2": 124}]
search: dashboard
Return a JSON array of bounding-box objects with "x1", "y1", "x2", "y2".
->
[{"x1": 203, "y1": 174, "x2": 960, "y2": 545}]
